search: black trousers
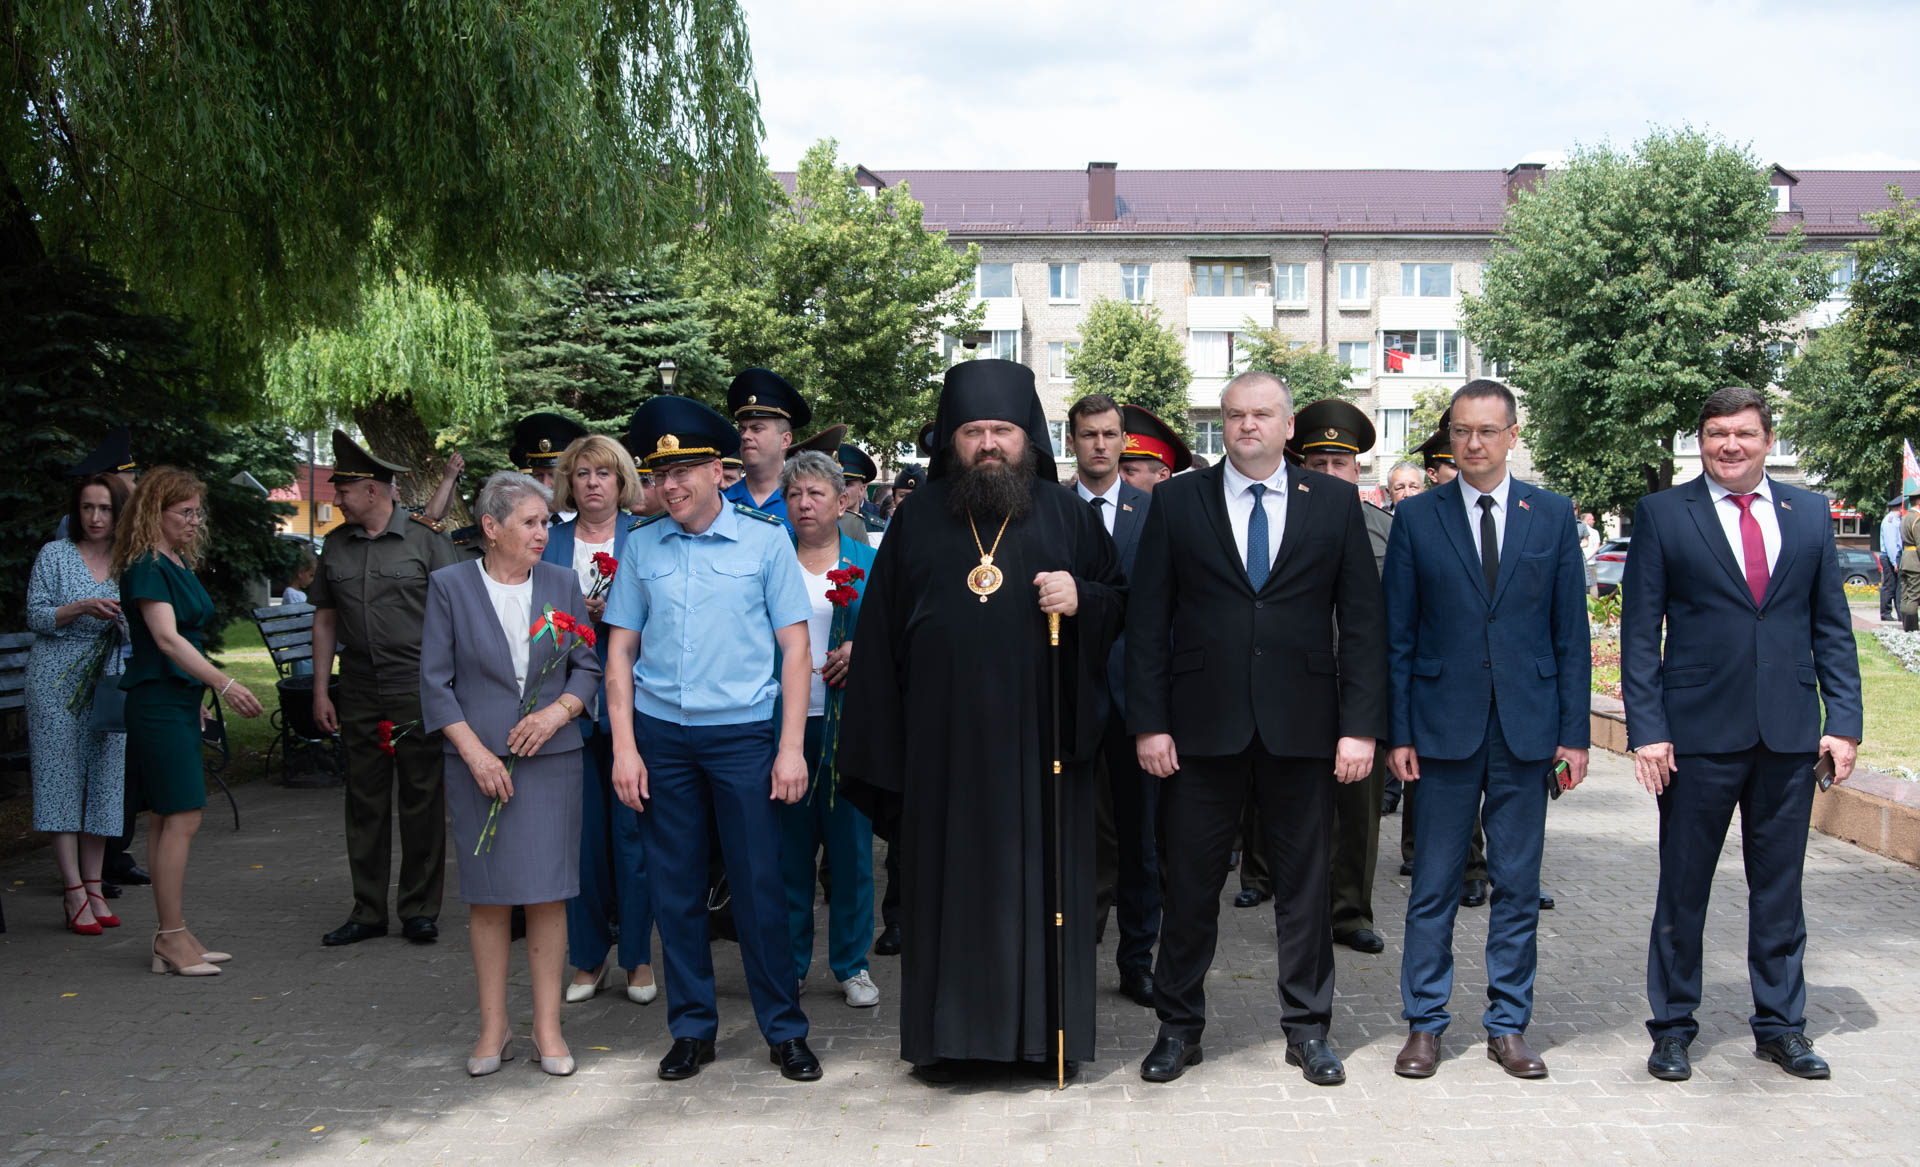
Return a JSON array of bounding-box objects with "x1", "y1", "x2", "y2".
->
[
  {"x1": 1093, "y1": 717, "x2": 1162, "y2": 976},
  {"x1": 1153, "y1": 744, "x2": 1335, "y2": 1044},
  {"x1": 1647, "y1": 745, "x2": 1817, "y2": 1045},
  {"x1": 1880, "y1": 560, "x2": 1900, "y2": 619}
]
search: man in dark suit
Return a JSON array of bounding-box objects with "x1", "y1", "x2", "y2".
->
[
  {"x1": 1128, "y1": 371, "x2": 1388, "y2": 1087},
  {"x1": 1068, "y1": 393, "x2": 1162, "y2": 1008},
  {"x1": 1383, "y1": 380, "x2": 1588, "y2": 1081},
  {"x1": 1623, "y1": 386, "x2": 1862, "y2": 1083}
]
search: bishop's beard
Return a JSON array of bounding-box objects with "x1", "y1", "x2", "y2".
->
[{"x1": 947, "y1": 441, "x2": 1036, "y2": 524}]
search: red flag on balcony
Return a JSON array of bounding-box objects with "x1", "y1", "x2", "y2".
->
[{"x1": 1384, "y1": 348, "x2": 1410, "y2": 373}]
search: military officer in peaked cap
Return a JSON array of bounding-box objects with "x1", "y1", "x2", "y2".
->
[
  {"x1": 838, "y1": 442, "x2": 888, "y2": 538},
  {"x1": 311, "y1": 430, "x2": 462, "y2": 947},
  {"x1": 1418, "y1": 412, "x2": 1458, "y2": 487},
  {"x1": 1285, "y1": 399, "x2": 1396, "y2": 954},
  {"x1": 1119, "y1": 405, "x2": 1192, "y2": 494},
  {"x1": 512, "y1": 413, "x2": 589, "y2": 523},
  {"x1": 602, "y1": 394, "x2": 823, "y2": 1083},
  {"x1": 723, "y1": 368, "x2": 813, "y2": 530}
]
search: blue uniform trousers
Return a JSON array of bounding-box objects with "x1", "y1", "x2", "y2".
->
[
  {"x1": 1401, "y1": 702, "x2": 1550, "y2": 1037},
  {"x1": 1647, "y1": 746, "x2": 1816, "y2": 1045},
  {"x1": 636, "y1": 713, "x2": 807, "y2": 1045},
  {"x1": 776, "y1": 716, "x2": 875, "y2": 984},
  {"x1": 565, "y1": 732, "x2": 654, "y2": 973}
]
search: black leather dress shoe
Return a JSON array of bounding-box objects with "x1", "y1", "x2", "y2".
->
[
  {"x1": 769, "y1": 1037, "x2": 822, "y2": 1081},
  {"x1": 1336, "y1": 929, "x2": 1386, "y2": 954},
  {"x1": 911, "y1": 1060, "x2": 958, "y2": 1084},
  {"x1": 1119, "y1": 968, "x2": 1155, "y2": 1007},
  {"x1": 117, "y1": 863, "x2": 152, "y2": 886},
  {"x1": 322, "y1": 920, "x2": 388, "y2": 946},
  {"x1": 1381, "y1": 790, "x2": 1401, "y2": 815},
  {"x1": 1139, "y1": 1035, "x2": 1203, "y2": 1082},
  {"x1": 658, "y1": 1037, "x2": 717, "y2": 1081},
  {"x1": 1538, "y1": 895, "x2": 1555, "y2": 911},
  {"x1": 98, "y1": 880, "x2": 122, "y2": 900},
  {"x1": 1398, "y1": 860, "x2": 1413, "y2": 876},
  {"x1": 401, "y1": 916, "x2": 438, "y2": 943},
  {"x1": 1460, "y1": 879, "x2": 1489, "y2": 907},
  {"x1": 1755, "y1": 1033, "x2": 1830, "y2": 1079},
  {"x1": 873, "y1": 923, "x2": 902, "y2": 956},
  {"x1": 1233, "y1": 889, "x2": 1270, "y2": 908},
  {"x1": 1647, "y1": 1036, "x2": 1692, "y2": 1081},
  {"x1": 1285, "y1": 1039, "x2": 1347, "y2": 1086}
]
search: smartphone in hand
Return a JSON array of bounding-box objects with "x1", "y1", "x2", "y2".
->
[
  {"x1": 1548, "y1": 759, "x2": 1570, "y2": 800},
  {"x1": 1814, "y1": 752, "x2": 1836, "y2": 792}
]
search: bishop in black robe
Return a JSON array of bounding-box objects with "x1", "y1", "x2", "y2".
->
[{"x1": 838, "y1": 362, "x2": 1123, "y2": 1070}]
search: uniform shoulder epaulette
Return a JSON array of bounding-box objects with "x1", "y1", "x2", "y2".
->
[
  {"x1": 630, "y1": 512, "x2": 669, "y2": 530},
  {"x1": 733, "y1": 503, "x2": 783, "y2": 525},
  {"x1": 1362, "y1": 499, "x2": 1393, "y2": 516},
  {"x1": 409, "y1": 512, "x2": 447, "y2": 533}
]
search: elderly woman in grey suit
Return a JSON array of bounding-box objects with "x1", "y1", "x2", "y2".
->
[{"x1": 421, "y1": 472, "x2": 601, "y2": 1078}]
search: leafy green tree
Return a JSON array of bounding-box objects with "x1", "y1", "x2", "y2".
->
[
  {"x1": 1066, "y1": 298, "x2": 1194, "y2": 439},
  {"x1": 1782, "y1": 190, "x2": 1920, "y2": 519},
  {"x1": 1461, "y1": 127, "x2": 1827, "y2": 517},
  {"x1": 1234, "y1": 326, "x2": 1358, "y2": 410},
  {"x1": 4, "y1": 2, "x2": 766, "y2": 352},
  {"x1": 1401, "y1": 386, "x2": 1455, "y2": 461},
  {"x1": 698, "y1": 142, "x2": 982, "y2": 453}
]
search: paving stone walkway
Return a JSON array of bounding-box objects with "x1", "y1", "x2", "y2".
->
[{"x1": 3, "y1": 750, "x2": 1916, "y2": 1166}]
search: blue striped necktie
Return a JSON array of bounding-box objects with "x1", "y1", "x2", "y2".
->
[{"x1": 1246, "y1": 482, "x2": 1269, "y2": 590}]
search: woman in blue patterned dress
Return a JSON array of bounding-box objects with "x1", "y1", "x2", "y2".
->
[{"x1": 27, "y1": 473, "x2": 131, "y2": 935}]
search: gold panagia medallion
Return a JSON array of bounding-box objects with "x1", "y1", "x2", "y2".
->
[{"x1": 967, "y1": 556, "x2": 1004, "y2": 602}]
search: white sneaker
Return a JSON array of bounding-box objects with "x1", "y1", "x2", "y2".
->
[{"x1": 842, "y1": 970, "x2": 880, "y2": 1008}]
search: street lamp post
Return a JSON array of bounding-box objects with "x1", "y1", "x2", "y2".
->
[{"x1": 658, "y1": 358, "x2": 679, "y2": 395}]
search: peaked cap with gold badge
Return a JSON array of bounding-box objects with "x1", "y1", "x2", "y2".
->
[
  {"x1": 1119, "y1": 404, "x2": 1194, "y2": 473},
  {"x1": 328, "y1": 429, "x2": 411, "y2": 485},
  {"x1": 510, "y1": 412, "x2": 588, "y2": 472},
  {"x1": 727, "y1": 368, "x2": 813, "y2": 429},
  {"x1": 625, "y1": 396, "x2": 741, "y2": 469},
  {"x1": 1286, "y1": 398, "x2": 1376, "y2": 464}
]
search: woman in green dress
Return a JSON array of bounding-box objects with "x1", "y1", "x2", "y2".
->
[{"x1": 113, "y1": 467, "x2": 264, "y2": 976}]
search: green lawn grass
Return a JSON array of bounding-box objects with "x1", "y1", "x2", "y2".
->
[{"x1": 1853, "y1": 629, "x2": 1920, "y2": 776}]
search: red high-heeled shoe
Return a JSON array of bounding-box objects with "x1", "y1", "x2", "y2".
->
[
  {"x1": 82, "y1": 879, "x2": 121, "y2": 927},
  {"x1": 64, "y1": 885, "x2": 103, "y2": 936}
]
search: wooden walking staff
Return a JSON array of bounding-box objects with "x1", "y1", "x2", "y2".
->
[{"x1": 1048, "y1": 610, "x2": 1066, "y2": 1089}]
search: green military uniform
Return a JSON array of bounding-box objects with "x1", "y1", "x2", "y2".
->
[
  {"x1": 310, "y1": 432, "x2": 461, "y2": 930},
  {"x1": 1900, "y1": 500, "x2": 1920, "y2": 632}
]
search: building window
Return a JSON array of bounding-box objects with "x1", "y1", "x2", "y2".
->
[
  {"x1": 1047, "y1": 419, "x2": 1067, "y2": 457},
  {"x1": 1771, "y1": 415, "x2": 1794, "y2": 457},
  {"x1": 1048, "y1": 262, "x2": 1080, "y2": 303},
  {"x1": 1192, "y1": 261, "x2": 1248, "y2": 297},
  {"x1": 983, "y1": 330, "x2": 1019, "y2": 361},
  {"x1": 1772, "y1": 184, "x2": 1791, "y2": 213},
  {"x1": 1400, "y1": 263, "x2": 1453, "y2": 297},
  {"x1": 1674, "y1": 431, "x2": 1700, "y2": 455},
  {"x1": 1828, "y1": 254, "x2": 1856, "y2": 302},
  {"x1": 1378, "y1": 408, "x2": 1411, "y2": 455},
  {"x1": 1195, "y1": 420, "x2": 1224, "y2": 456},
  {"x1": 1381, "y1": 329, "x2": 1460, "y2": 374},
  {"x1": 1047, "y1": 340, "x2": 1079, "y2": 381},
  {"x1": 1121, "y1": 263, "x2": 1152, "y2": 302},
  {"x1": 976, "y1": 263, "x2": 1014, "y2": 298},
  {"x1": 1338, "y1": 263, "x2": 1369, "y2": 303},
  {"x1": 1273, "y1": 263, "x2": 1308, "y2": 304},
  {"x1": 1188, "y1": 330, "x2": 1240, "y2": 376},
  {"x1": 1337, "y1": 341, "x2": 1371, "y2": 376}
]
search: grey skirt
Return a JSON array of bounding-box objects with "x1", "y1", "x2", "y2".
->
[{"x1": 446, "y1": 747, "x2": 583, "y2": 906}]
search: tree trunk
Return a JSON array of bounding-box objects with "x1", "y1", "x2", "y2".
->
[{"x1": 352, "y1": 396, "x2": 470, "y2": 524}]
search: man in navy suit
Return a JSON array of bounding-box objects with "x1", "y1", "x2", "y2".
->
[
  {"x1": 1622, "y1": 386, "x2": 1862, "y2": 1083},
  {"x1": 1383, "y1": 380, "x2": 1589, "y2": 1081},
  {"x1": 1069, "y1": 393, "x2": 1164, "y2": 1008}
]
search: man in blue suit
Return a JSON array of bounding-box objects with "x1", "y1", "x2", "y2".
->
[
  {"x1": 1623, "y1": 386, "x2": 1862, "y2": 1083},
  {"x1": 1383, "y1": 379, "x2": 1589, "y2": 1080},
  {"x1": 1070, "y1": 395, "x2": 1172, "y2": 1008}
]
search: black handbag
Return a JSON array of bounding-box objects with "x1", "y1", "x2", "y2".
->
[{"x1": 88, "y1": 681, "x2": 127, "y2": 734}]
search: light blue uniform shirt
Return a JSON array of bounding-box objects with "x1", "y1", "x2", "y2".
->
[
  {"x1": 603, "y1": 501, "x2": 812, "y2": 727},
  {"x1": 723, "y1": 478, "x2": 793, "y2": 534}
]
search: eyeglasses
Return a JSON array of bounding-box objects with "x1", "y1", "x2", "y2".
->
[
  {"x1": 1448, "y1": 425, "x2": 1514, "y2": 445},
  {"x1": 166, "y1": 506, "x2": 207, "y2": 524}
]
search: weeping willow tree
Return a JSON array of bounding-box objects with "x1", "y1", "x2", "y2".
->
[
  {"x1": 263, "y1": 271, "x2": 502, "y2": 511},
  {"x1": 3, "y1": 1, "x2": 766, "y2": 371}
]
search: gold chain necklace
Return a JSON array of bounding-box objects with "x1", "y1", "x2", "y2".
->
[{"x1": 966, "y1": 511, "x2": 1012, "y2": 602}]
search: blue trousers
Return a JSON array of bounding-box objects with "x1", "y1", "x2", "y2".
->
[
  {"x1": 565, "y1": 732, "x2": 653, "y2": 972},
  {"x1": 1401, "y1": 709, "x2": 1550, "y2": 1037},
  {"x1": 635, "y1": 713, "x2": 806, "y2": 1045},
  {"x1": 1647, "y1": 746, "x2": 1816, "y2": 1045},
  {"x1": 775, "y1": 716, "x2": 874, "y2": 983}
]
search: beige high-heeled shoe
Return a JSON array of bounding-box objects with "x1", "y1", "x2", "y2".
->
[
  {"x1": 529, "y1": 1037, "x2": 576, "y2": 1077},
  {"x1": 466, "y1": 1034, "x2": 514, "y2": 1077},
  {"x1": 151, "y1": 927, "x2": 220, "y2": 977}
]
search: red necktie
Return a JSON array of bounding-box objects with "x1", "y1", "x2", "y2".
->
[{"x1": 1731, "y1": 493, "x2": 1769, "y2": 606}]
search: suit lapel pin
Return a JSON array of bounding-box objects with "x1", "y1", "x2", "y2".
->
[
  {"x1": 1296, "y1": 482, "x2": 1310, "y2": 492},
  {"x1": 1779, "y1": 499, "x2": 1792, "y2": 511},
  {"x1": 1517, "y1": 498, "x2": 1530, "y2": 511},
  {"x1": 1122, "y1": 503, "x2": 1133, "y2": 512}
]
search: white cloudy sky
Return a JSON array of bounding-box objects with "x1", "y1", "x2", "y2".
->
[{"x1": 742, "y1": 0, "x2": 1919, "y2": 171}]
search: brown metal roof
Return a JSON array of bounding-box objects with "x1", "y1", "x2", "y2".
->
[{"x1": 773, "y1": 166, "x2": 1917, "y2": 238}]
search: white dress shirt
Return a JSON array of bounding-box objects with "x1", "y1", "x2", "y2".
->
[
  {"x1": 476, "y1": 561, "x2": 533, "y2": 692},
  {"x1": 1075, "y1": 477, "x2": 1122, "y2": 536},
  {"x1": 1704, "y1": 474, "x2": 1782, "y2": 575},
  {"x1": 1460, "y1": 472, "x2": 1512, "y2": 560},
  {"x1": 1221, "y1": 458, "x2": 1288, "y2": 572}
]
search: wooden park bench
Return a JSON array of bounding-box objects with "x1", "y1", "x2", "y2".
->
[{"x1": 249, "y1": 602, "x2": 344, "y2": 785}]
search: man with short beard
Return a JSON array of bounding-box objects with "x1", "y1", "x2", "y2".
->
[{"x1": 839, "y1": 359, "x2": 1124, "y2": 1082}]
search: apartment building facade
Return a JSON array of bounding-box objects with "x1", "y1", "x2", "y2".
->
[{"x1": 840, "y1": 161, "x2": 1910, "y2": 515}]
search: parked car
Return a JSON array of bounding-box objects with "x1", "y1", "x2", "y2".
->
[
  {"x1": 1836, "y1": 547, "x2": 1885, "y2": 588},
  {"x1": 1591, "y1": 538, "x2": 1630, "y2": 596}
]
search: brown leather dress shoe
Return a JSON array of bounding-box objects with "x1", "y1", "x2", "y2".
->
[
  {"x1": 1486, "y1": 1033, "x2": 1547, "y2": 1078},
  {"x1": 1394, "y1": 1031, "x2": 1439, "y2": 1078}
]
